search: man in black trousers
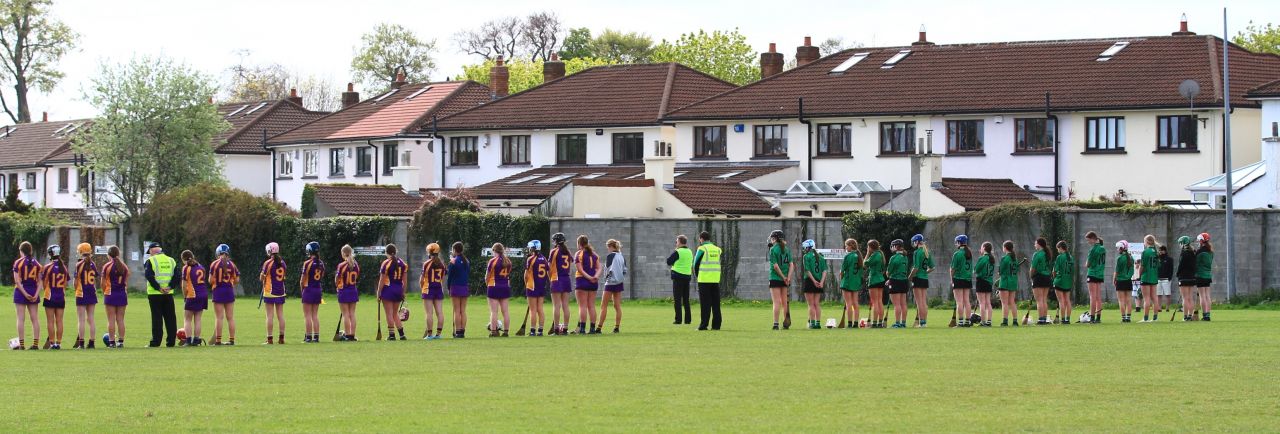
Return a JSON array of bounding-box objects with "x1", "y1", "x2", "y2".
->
[
  {"x1": 144, "y1": 242, "x2": 179, "y2": 347},
  {"x1": 665, "y1": 235, "x2": 693, "y2": 324},
  {"x1": 692, "y1": 231, "x2": 723, "y2": 330}
]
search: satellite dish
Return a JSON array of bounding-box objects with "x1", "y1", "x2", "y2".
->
[{"x1": 1178, "y1": 79, "x2": 1201, "y2": 99}]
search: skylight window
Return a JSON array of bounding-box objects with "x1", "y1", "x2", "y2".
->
[
  {"x1": 61, "y1": 124, "x2": 79, "y2": 135},
  {"x1": 405, "y1": 86, "x2": 432, "y2": 100},
  {"x1": 624, "y1": 173, "x2": 645, "y2": 180},
  {"x1": 373, "y1": 88, "x2": 399, "y2": 102},
  {"x1": 537, "y1": 173, "x2": 577, "y2": 184},
  {"x1": 51, "y1": 124, "x2": 72, "y2": 135},
  {"x1": 506, "y1": 174, "x2": 543, "y2": 184},
  {"x1": 881, "y1": 50, "x2": 912, "y2": 69},
  {"x1": 225, "y1": 105, "x2": 249, "y2": 117},
  {"x1": 579, "y1": 173, "x2": 607, "y2": 179},
  {"x1": 244, "y1": 102, "x2": 268, "y2": 115},
  {"x1": 829, "y1": 52, "x2": 871, "y2": 74},
  {"x1": 1096, "y1": 41, "x2": 1130, "y2": 61},
  {"x1": 0, "y1": 126, "x2": 15, "y2": 138},
  {"x1": 715, "y1": 171, "x2": 745, "y2": 179},
  {"x1": 786, "y1": 180, "x2": 837, "y2": 195},
  {"x1": 673, "y1": 171, "x2": 687, "y2": 177}
]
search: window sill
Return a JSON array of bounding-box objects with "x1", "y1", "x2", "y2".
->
[
  {"x1": 750, "y1": 155, "x2": 790, "y2": 160},
  {"x1": 57, "y1": 189, "x2": 69, "y2": 193},
  {"x1": 876, "y1": 153, "x2": 914, "y2": 158},
  {"x1": 812, "y1": 154, "x2": 852, "y2": 159},
  {"x1": 1010, "y1": 151, "x2": 1055, "y2": 156},
  {"x1": 301, "y1": 176, "x2": 319, "y2": 180},
  {"x1": 354, "y1": 173, "x2": 372, "y2": 178},
  {"x1": 1153, "y1": 148, "x2": 1200, "y2": 154},
  {"x1": 449, "y1": 165, "x2": 480, "y2": 169},
  {"x1": 328, "y1": 175, "x2": 345, "y2": 179},
  {"x1": 276, "y1": 176, "x2": 294, "y2": 181},
  {"x1": 555, "y1": 162, "x2": 588, "y2": 166},
  {"x1": 1080, "y1": 150, "x2": 1127, "y2": 155},
  {"x1": 499, "y1": 164, "x2": 532, "y2": 168},
  {"x1": 944, "y1": 152, "x2": 985, "y2": 157},
  {"x1": 691, "y1": 156, "x2": 728, "y2": 161}
]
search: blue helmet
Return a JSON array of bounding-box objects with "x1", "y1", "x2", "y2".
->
[
  {"x1": 527, "y1": 240, "x2": 542, "y2": 251},
  {"x1": 954, "y1": 234, "x2": 969, "y2": 245},
  {"x1": 305, "y1": 241, "x2": 320, "y2": 255},
  {"x1": 911, "y1": 234, "x2": 925, "y2": 244},
  {"x1": 215, "y1": 244, "x2": 230, "y2": 256},
  {"x1": 801, "y1": 239, "x2": 815, "y2": 249}
]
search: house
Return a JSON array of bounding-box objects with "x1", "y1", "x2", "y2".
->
[
  {"x1": 663, "y1": 17, "x2": 1280, "y2": 206},
  {"x1": 0, "y1": 114, "x2": 94, "y2": 215},
  {"x1": 265, "y1": 77, "x2": 492, "y2": 210},
  {"x1": 214, "y1": 91, "x2": 330, "y2": 197},
  {"x1": 429, "y1": 61, "x2": 738, "y2": 190},
  {"x1": 308, "y1": 184, "x2": 435, "y2": 218},
  {"x1": 1184, "y1": 79, "x2": 1280, "y2": 209}
]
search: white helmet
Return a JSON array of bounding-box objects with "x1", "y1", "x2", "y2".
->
[
  {"x1": 801, "y1": 239, "x2": 816, "y2": 249},
  {"x1": 1115, "y1": 240, "x2": 1129, "y2": 251}
]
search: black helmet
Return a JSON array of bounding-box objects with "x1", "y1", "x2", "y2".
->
[
  {"x1": 552, "y1": 233, "x2": 566, "y2": 243},
  {"x1": 769, "y1": 230, "x2": 784, "y2": 241},
  {"x1": 891, "y1": 239, "x2": 904, "y2": 247}
]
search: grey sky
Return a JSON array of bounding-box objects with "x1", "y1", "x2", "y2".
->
[{"x1": 27, "y1": 0, "x2": 1279, "y2": 120}]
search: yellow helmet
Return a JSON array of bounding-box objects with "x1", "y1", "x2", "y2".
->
[
  {"x1": 426, "y1": 243, "x2": 440, "y2": 255},
  {"x1": 77, "y1": 243, "x2": 92, "y2": 255}
]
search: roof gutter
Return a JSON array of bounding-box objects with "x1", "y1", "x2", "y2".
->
[{"x1": 797, "y1": 97, "x2": 813, "y2": 182}]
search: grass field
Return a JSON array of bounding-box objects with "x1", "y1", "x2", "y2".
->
[{"x1": 2, "y1": 294, "x2": 1279, "y2": 433}]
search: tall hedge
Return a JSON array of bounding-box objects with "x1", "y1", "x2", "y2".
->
[
  {"x1": 0, "y1": 211, "x2": 57, "y2": 285},
  {"x1": 419, "y1": 210, "x2": 549, "y2": 296},
  {"x1": 843, "y1": 210, "x2": 928, "y2": 256}
]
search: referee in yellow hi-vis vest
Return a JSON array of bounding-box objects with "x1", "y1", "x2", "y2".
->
[
  {"x1": 692, "y1": 231, "x2": 722, "y2": 331},
  {"x1": 144, "y1": 242, "x2": 179, "y2": 347}
]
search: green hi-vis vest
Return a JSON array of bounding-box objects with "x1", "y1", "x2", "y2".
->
[
  {"x1": 696, "y1": 243, "x2": 722, "y2": 284},
  {"x1": 147, "y1": 253, "x2": 177, "y2": 295},
  {"x1": 671, "y1": 247, "x2": 693, "y2": 276}
]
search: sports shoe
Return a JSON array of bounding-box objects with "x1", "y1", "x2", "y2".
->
[
  {"x1": 612, "y1": 326, "x2": 619, "y2": 334},
  {"x1": 589, "y1": 328, "x2": 602, "y2": 335},
  {"x1": 772, "y1": 323, "x2": 779, "y2": 330},
  {"x1": 501, "y1": 330, "x2": 509, "y2": 337}
]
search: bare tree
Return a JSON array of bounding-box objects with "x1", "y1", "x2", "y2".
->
[
  {"x1": 453, "y1": 16, "x2": 524, "y2": 61},
  {"x1": 223, "y1": 50, "x2": 342, "y2": 112},
  {"x1": 521, "y1": 11, "x2": 562, "y2": 61}
]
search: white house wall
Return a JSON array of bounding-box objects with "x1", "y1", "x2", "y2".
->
[
  {"x1": 438, "y1": 127, "x2": 664, "y2": 189},
  {"x1": 272, "y1": 138, "x2": 435, "y2": 210},
  {"x1": 42, "y1": 163, "x2": 87, "y2": 209},
  {"x1": 221, "y1": 154, "x2": 273, "y2": 198}
]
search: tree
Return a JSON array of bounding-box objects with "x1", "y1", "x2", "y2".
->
[
  {"x1": 73, "y1": 56, "x2": 229, "y2": 234},
  {"x1": 819, "y1": 36, "x2": 862, "y2": 56},
  {"x1": 456, "y1": 57, "x2": 615, "y2": 94},
  {"x1": 1233, "y1": 21, "x2": 1280, "y2": 54},
  {"x1": 454, "y1": 16, "x2": 522, "y2": 61},
  {"x1": 559, "y1": 27, "x2": 592, "y2": 59},
  {"x1": 589, "y1": 29, "x2": 653, "y2": 63},
  {"x1": 351, "y1": 23, "x2": 437, "y2": 92},
  {"x1": 520, "y1": 11, "x2": 562, "y2": 61},
  {"x1": 651, "y1": 29, "x2": 756, "y2": 85},
  {"x1": 224, "y1": 51, "x2": 341, "y2": 112},
  {"x1": 0, "y1": 0, "x2": 76, "y2": 124}
]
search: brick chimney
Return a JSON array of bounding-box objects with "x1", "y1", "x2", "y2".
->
[
  {"x1": 1172, "y1": 13, "x2": 1197, "y2": 36},
  {"x1": 341, "y1": 83, "x2": 360, "y2": 108},
  {"x1": 490, "y1": 56, "x2": 510, "y2": 98},
  {"x1": 286, "y1": 88, "x2": 303, "y2": 107},
  {"x1": 390, "y1": 70, "x2": 407, "y2": 89},
  {"x1": 795, "y1": 36, "x2": 820, "y2": 66},
  {"x1": 760, "y1": 43, "x2": 784, "y2": 79},
  {"x1": 912, "y1": 24, "x2": 935, "y2": 46},
  {"x1": 543, "y1": 53, "x2": 566, "y2": 83},
  {"x1": 41, "y1": 111, "x2": 47, "y2": 122}
]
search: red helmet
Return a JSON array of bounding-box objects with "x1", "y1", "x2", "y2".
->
[{"x1": 1197, "y1": 232, "x2": 1210, "y2": 243}]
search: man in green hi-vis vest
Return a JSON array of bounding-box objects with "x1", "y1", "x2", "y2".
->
[
  {"x1": 665, "y1": 235, "x2": 694, "y2": 325},
  {"x1": 144, "y1": 242, "x2": 179, "y2": 347},
  {"x1": 693, "y1": 231, "x2": 723, "y2": 331}
]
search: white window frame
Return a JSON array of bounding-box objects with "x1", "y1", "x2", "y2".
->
[
  {"x1": 303, "y1": 149, "x2": 318, "y2": 177},
  {"x1": 278, "y1": 152, "x2": 294, "y2": 177}
]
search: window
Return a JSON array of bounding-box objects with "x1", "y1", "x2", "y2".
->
[
  {"x1": 1015, "y1": 118, "x2": 1057, "y2": 152},
  {"x1": 302, "y1": 149, "x2": 318, "y2": 177},
  {"x1": 693, "y1": 126, "x2": 726, "y2": 158},
  {"x1": 356, "y1": 147, "x2": 372, "y2": 175},
  {"x1": 382, "y1": 144, "x2": 398, "y2": 175},
  {"x1": 77, "y1": 170, "x2": 89, "y2": 191},
  {"x1": 1085, "y1": 117, "x2": 1125, "y2": 152},
  {"x1": 1192, "y1": 192, "x2": 1209, "y2": 203},
  {"x1": 753, "y1": 125, "x2": 788, "y2": 158},
  {"x1": 612, "y1": 133, "x2": 644, "y2": 164},
  {"x1": 57, "y1": 168, "x2": 68, "y2": 192},
  {"x1": 946, "y1": 120, "x2": 984, "y2": 153},
  {"x1": 278, "y1": 152, "x2": 293, "y2": 177},
  {"x1": 795, "y1": 210, "x2": 812, "y2": 217},
  {"x1": 881, "y1": 50, "x2": 911, "y2": 68},
  {"x1": 501, "y1": 135, "x2": 530, "y2": 165},
  {"x1": 830, "y1": 52, "x2": 871, "y2": 74},
  {"x1": 880, "y1": 122, "x2": 916, "y2": 155},
  {"x1": 329, "y1": 148, "x2": 345, "y2": 176},
  {"x1": 450, "y1": 136, "x2": 478, "y2": 166},
  {"x1": 24, "y1": 173, "x2": 35, "y2": 190},
  {"x1": 817, "y1": 123, "x2": 851, "y2": 156},
  {"x1": 1157, "y1": 115, "x2": 1197, "y2": 150},
  {"x1": 556, "y1": 134, "x2": 587, "y2": 165}
]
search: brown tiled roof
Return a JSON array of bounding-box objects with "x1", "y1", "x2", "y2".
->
[
  {"x1": 0, "y1": 119, "x2": 89, "y2": 170},
  {"x1": 470, "y1": 162, "x2": 795, "y2": 200},
  {"x1": 668, "y1": 181, "x2": 777, "y2": 216},
  {"x1": 215, "y1": 100, "x2": 329, "y2": 154},
  {"x1": 937, "y1": 178, "x2": 1039, "y2": 211},
  {"x1": 433, "y1": 63, "x2": 736, "y2": 131},
  {"x1": 311, "y1": 184, "x2": 434, "y2": 217},
  {"x1": 268, "y1": 81, "x2": 491, "y2": 146},
  {"x1": 573, "y1": 179, "x2": 654, "y2": 188},
  {"x1": 1246, "y1": 78, "x2": 1280, "y2": 98},
  {"x1": 667, "y1": 35, "x2": 1280, "y2": 120}
]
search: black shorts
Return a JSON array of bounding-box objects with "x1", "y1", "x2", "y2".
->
[
  {"x1": 888, "y1": 279, "x2": 910, "y2": 294},
  {"x1": 802, "y1": 280, "x2": 823, "y2": 294},
  {"x1": 975, "y1": 279, "x2": 993, "y2": 293},
  {"x1": 1115, "y1": 280, "x2": 1133, "y2": 292},
  {"x1": 912, "y1": 277, "x2": 929, "y2": 289},
  {"x1": 1032, "y1": 275, "x2": 1052, "y2": 288},
  {"x1": 1087, "y1": 276, "x2": 1104, "y2": 283},
  {"x1": 952, "y1": 278, "x2": 972, "y2": 289},
  {"x1": 769, "y1": 279, "x2": 786, "y2": 288},
  {"x1": 1177, "y1": 278, "x2": 1196, "y2": 287},
  {"x1": 1197, "y1": 278, "x2": 1212, "y2": 288},
  {"x1": 42, "y1": 299, "x2": 65, "y2": 309},
  {"x1": 868, "y1": 282, "x2": 885, "y2": 289},
  {"x1": 1054, "y1": 286, "x2": 1072, "y2": 293}
]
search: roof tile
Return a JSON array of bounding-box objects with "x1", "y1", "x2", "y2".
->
[
  {"x1": 937, "y1": 178, "x2": 1039, "y2": 211},
  {"x1": 311, "y1": 184, "x2": 434, "y2": 217},
  {"x1": 269, "y1": 82, "x2": 491, "y2": 145}
]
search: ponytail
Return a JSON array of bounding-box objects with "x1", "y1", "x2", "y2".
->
[
  {"x1": 961, "y1": 244, "x2": 972, "y2": 260},
  {"x1": 341, "y1": 244, "x2": 357, "y2": 268}
]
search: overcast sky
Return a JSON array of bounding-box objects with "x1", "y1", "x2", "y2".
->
[{"x1": 24, "y1": 0, "x2": 1279, "y2": 120}]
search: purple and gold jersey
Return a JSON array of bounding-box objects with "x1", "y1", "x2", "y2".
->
[
  {"x1": 301, "y1": 257, "x2": 325, "y2": 290},
  {"x1": 102, "y1": 260, "x2": 128, "y2": 295},
  {"x1": 486, "y1": 256, "x2": 511, "y2": 289},
  {"x1": 335, "y1": 261, "x2": 360, "y2": 291},
  {"x1": 575, "y1": 250, "x2": 599, "y2": 279},
  {"x1": 420, "y1": 260, "x2": 445, "y2": 294},
  {"x1": 75, "y1": 259, "x2": 97, "y2": 298},
  {"x1": 549, "y1": 245, "x2": 571, "y2": 283},
  {"x1": 525, "y1": 254, "x2": 549, "y2": 291},
  {"x1": 12, "y1": 256, "x2": 40, "y2": 293},
  {"x1": 379, "y1": 257, "x2": 407, "y2": 291},
  {"x1": 260, "y1": 257, "x2": 287, "y2": 298},
  {"x1": 209, "y1": 258, "x2": 240, "y2": 291},
  {"x1": 40, "y1": 261, "x2": 69, "y2": 302},
  {"x1": 182, "y1": 263, "x2": 209, "y2": 299}
]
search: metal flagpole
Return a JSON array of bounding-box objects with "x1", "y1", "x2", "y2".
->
[{"x1": 1222, "y1": 8, "x2": 1237, "y2": 301}]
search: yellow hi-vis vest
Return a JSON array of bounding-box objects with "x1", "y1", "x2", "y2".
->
[
  {"x1": 147, "y1": 253, "x2": 177, "y2": 295},
  {"x1": 671, "y1": 247, "x2": 693, "y2": 276},
  {"x1": 696, "y1": 243, "x2": 722, "y2": 284}
]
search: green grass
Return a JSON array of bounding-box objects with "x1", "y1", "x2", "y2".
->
[{"x1": 3, "y1": 294, "x2": 1279, "y2": 433}]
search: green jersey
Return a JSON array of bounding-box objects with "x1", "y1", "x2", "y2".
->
[
  {"x1": 975, "y1": 254, "x2": 994, "y2": 283},
  {"x1": 912, "y1": 248, "x2": 932, "y2": 279},
  {"x1": 1115, "y1": 253, "x2": 1134, "y2": 281},
  {"x1": 840, "y1": 251, "x2": 863, "y2": 291},
  {"x1": 1052, "y1": 251, "x2": 1074, "y2": 289},
  {"x1": 997, "y1": 254, "x2": 1018, "y2": 290},
  {"x1": 1195, "y1": 249, "x2": 1213, "y2": 279},
  {"x1": 802, "y1": 250, "x2": 826, "y2": 281},
  {"x1": 768, "y1": 244, "x2": 792, "y2": 281},
  {"x1": 1031, "y1": 250, "x2": 1050, "y2": 276},
  {"x1": 950, "y1": 249, "x2": 972, "y2": 280},
  {"x1": 1086, "y1": 243, "x2": 1106, "y2": 280},
  {"x1": 888, "y1": 252, "x2": 910, "y2": 280},
  {"x1": 1139, "y1": 246, "x2": 1159, "y2": 285},
  {"x1": 865, "y1": 251, "x2": 886, "y2": 286}
]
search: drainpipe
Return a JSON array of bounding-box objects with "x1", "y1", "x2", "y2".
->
[
  {"x1": 264, "y1": 129, "x2": 275, "y2": 202},
  {"x1": 1045, "y1": 92, "x2": 1059, "y2": 200},
  {"x1": 367, "y1": 140, "x2": 379, "y2": 185},
  {"x1": 798, "y1": 97, "x2": 813, "y2": 181},
  {"x1": 41, "y1": 166, "x2": 49, "y2": 207},
  {"x1": 433, "y1": 115, "x2": 445, "y2": 189}
]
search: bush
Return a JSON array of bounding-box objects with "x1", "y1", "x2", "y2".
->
[
  {"x1": 0, "y1": 211, "x2": 60, "y2": 285},
  {"x1": 409, "y1": 188, "x2": 481, "y2": 243},
  {"x1": 843, "y1": 211, "x2": 927, "y2": 255},
  {"x1": 420, "y1": 210, "x2": 549, "y2": 295},
  {"x1": 300, "y1": 184, "x2": 317, "y2": 218}
]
